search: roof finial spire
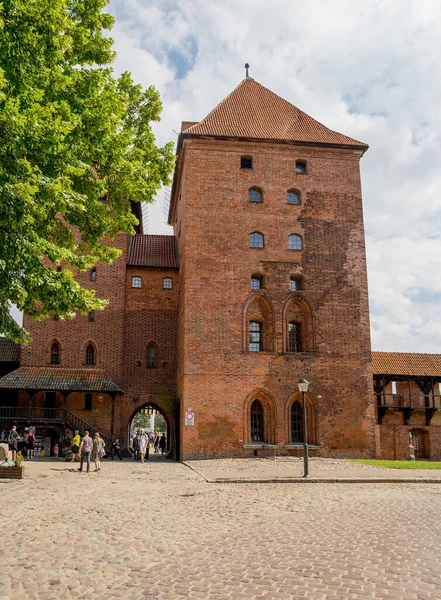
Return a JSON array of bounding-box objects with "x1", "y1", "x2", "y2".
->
[{"x1": 245, "y1": 63, "x2": 250, "y2": 78}]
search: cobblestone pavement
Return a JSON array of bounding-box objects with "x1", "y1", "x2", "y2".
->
[{"x1": 1, "y1": 458, "x2": 441, "y2": 599}]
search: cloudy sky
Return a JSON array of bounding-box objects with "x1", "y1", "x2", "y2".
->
[{"x1": 41, "y1": 0, "x2": 439, "y2": 353}]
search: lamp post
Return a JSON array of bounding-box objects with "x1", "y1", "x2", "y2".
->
[{"x1": 297, "y1": 378, "x2": 310, "y2": 478}]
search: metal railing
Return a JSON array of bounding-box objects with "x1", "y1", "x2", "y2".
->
[{"x1": 0, "y1": 406, "x2": 110, "y2": 449}]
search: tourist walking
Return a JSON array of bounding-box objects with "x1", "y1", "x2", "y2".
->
[
  {"x1": 78, "y1": 430, "x2": 93, "y2": 473},
  {"x1": 154, "y1": 433, "x2": 160, "y2": 453},
  {"x1": 139, "y1": 430, "x2": 149, "y2": 463},
  {"x1": 132, "y1": 433, "x2": 140, "y2": 462},
  {"x1": 91, "y1": 432, "x2": 105, "y2": 471},
  {"x1": 112, "y1": 438, "x2": 123, "y2": 460},
  {"x1": 8, "y1": 426, "x2": 19, "y2": 461},
  {"x1": 25, "y1": 429, "x2": 35, "y2": 459},
  {"x1": 159, "y1": 433, "x2": 166, "y2": 456},
  {"x1": 71, "y1": 429, "x2": 81, "y2": 462}
]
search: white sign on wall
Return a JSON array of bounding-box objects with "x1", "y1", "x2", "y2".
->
[{"x1": 185, "y1": 411, "x2": 195, "y2": 426}]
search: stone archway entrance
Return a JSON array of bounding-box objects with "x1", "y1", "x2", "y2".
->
[{"x1": 129, "y1": 403, "x2": 178, "y2": 460}]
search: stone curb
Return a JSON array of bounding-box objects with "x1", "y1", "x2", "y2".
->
[{"x1": 206, "y1": 477, "x2": 441, "y2": 484}]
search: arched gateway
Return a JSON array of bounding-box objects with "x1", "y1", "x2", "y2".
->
[{"x1": 128, "y1": 402, "x2": 179, "y2": 460}]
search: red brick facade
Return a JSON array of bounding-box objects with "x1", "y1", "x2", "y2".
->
[
  {"x1": 7, "y1": 78, "x2": 440, "y2": 461},
  {"x1": 170, "y1": 135, "x2": 375, "y2": 459}
]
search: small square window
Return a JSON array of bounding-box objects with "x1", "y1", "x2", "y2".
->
[
  {"x1": 251, "y1": 276, "x2": 262, "y2": 290},
  {"x1": 287, "y1": 190, "x2": 300, "y2": 205},
  {"x1": 132, "y1": 276, "x2": 142, "y2": 288},
  {"x1": 290, "y1": 277, "x2": 302, "y2": 292},
  {"x1": 163, "y1": 277, "x2": 173, "y2": 289},
  {"x1": 296, "y1": 161, "x2": 307, "y2": 174},
  {"x1": 241, "y1": 157, "x2": 252, "y2": 169}
]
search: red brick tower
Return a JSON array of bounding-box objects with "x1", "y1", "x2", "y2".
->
[{"x1": 169, "y1": 77, "x2": 376, "y2": 459}]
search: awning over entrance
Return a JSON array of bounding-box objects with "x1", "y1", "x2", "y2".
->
[{"x1": 0, "y1": 367, "x2": 122, "y2": 393}]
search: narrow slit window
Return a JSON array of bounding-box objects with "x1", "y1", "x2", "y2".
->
[
  {"x1": 241, "y1": 157, "x2": 252, "y2": 169},
  {"x1": 250, "y1": 232, "x2": 264, "y2": 248},
  {"x1": 132, "y1": 276, "x2": 142, "y2": 288},
  {"x1": 250, "y1": 400, "x2": 264, "y2": 442},
  {"x1": 291, "y1": 402, "x2": 303, "y2": 442},
  {"x1": 288, "y1": 234, "x2": 303, "y2": 250},
  {"x1": 248, "y1": 188, "x2": 263, "y2": 203},
  {"x1": 88, "y1": 311, "x2": 95, "y2": 322},
  {"x1": 147, "y1": 345, "x2": 157, "y2": 368},
  {"x1": 287, "y1": 190, "x2": 301, "y2": 205},
  {"x1": 50, "y1": 343, "x2": 60, "y2": 365},
  {"x1": 288, "y1": 322, "x2": 302, "y2": 352},
  {"x1": 85, "y1": 344, "x2": 95, "y2": 365},
  {"x1": 90, "y1": 268, "x2": 97, "y2": 281},
  {"x1": 249, "y1": 321, "x2": 262, "y2": 352}
]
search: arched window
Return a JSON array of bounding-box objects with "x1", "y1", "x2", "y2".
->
[
  {"x1": 250, "y1": 399, "x2": 264, "y2": 442},
  {"x1": 241, "y1": 156, "x2": 252, "y2": 169},
  {"x1": 250, "y1": 232, "x2": 264, "y2": 248},
  {"x1": 296, "y1": 160, "x2": 307, "y2": 174},
  {"x1": 147, "y1": 344, "x2": 157, "y2": 368},
  {"x1": 248, "y1": 187, "x2": 263, "y2": 203},
  {"x1": 291, "y1": 402, "x2": 303, "y2": 442},
  {"x1": 163, "y1": 277, "x2": 173, "y2": 290},
  {"x1": 90, "y1": 268, "x2": 97, "y2": 281},
  {"x1": 288, "y1": 321, "x2": 302, "y2": 352},
  {"x1": 288, "y1": 234, "x2": 303, "y2": 250},
  {"x1": 50, "y1": 342, "x2": 60, "y2": 365},
  {"x1": 290, "y1": 276, "x2": 302, "y2": 292},
  {"x1": 132, "y1": 276, "x2": 142, "y2": 288},
  {"x1": 251, "y1": 275, "x2": 263, "y2": 290},
  {"x1": 85, "y1": 344, "x2": 95, "y2": 365},
  {"x1": 287, "y1": 190, "x2": 301, "y2": 205},
  {"x1": 249, "y1": 321, "x2": 262, "y2": 352}
]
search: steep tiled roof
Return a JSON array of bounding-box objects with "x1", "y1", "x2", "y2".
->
[
  {"x1": 0, "y1": 367, "x2": 121, "y2": 392},
  {"x1": 0, "y1": 338, "x2": 20, "y2": 362},
  {"x1": 128, "y1": 235, "x2": 178, "y2": 268},
  {"x1": 185, "y1": 78, "x2": 368, "y2": 149},
  {"x1": 372, "y1": 352, "x2": 441, "y2": 377}
]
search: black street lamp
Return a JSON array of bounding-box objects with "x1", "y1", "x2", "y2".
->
[{"x1": 297, "y1": 378, "x2": 310, "y2": 478}]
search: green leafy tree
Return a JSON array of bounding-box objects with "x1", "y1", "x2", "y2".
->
[{"x1": 0, "y1": 0, "x2": 175, "y2": 343}]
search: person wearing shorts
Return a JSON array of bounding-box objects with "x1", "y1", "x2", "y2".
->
[{"x1": 71, "y1": 430, "x2": 81, "y2": 462}]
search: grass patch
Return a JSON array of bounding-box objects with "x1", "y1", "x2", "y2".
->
[{"x1": 349, "y1": 459, "x2": 441, "y2": 469}]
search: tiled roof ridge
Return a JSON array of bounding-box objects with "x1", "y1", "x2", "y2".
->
[
  {"x1": 184, "y1": 77, "x2": 368, "y2": 148},
  {"x1": 372, "y1": 351, "x2": 441, "y2": 357}
]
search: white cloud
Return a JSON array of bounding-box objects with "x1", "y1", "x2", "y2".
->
[{"x1": 109, "y1": 0, "x2": 441, "y2": 352}]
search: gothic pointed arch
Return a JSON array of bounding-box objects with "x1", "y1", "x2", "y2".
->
[
  {"x1": 49, "y1": 340, "x2": 61, "y2": 365},
  {"x1": 243, "y1": 389, "x2": 276, "y2": 444},
  {"x1": 282, "y1": 294, "x2": 314, "y2": 353},
  {"x1": 284, "y1": 391, "x2": 317, "y2": 445},
  {"x1": 243, "y1": 292, "x2": 275, "y2": 352}
]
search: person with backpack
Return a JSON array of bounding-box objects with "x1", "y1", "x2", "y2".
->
[{"x1": 8, "y1": 425, "x2": 20, "y2": 461}]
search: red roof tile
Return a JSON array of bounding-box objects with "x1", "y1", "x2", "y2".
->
[
  {"x1": 0, "y1": 339, "x2": 20, "y2": 362},
  {"x1": 128, "y1": 235, "x2": 178, "y2": 268},
  {"x1": 372, "y1": 352, "x2": 441, "y2": 377},
  {"x1": 0, "y1": 367, "x2": 121, "y2": 392},
  {"x1": 185, "y1": 78, "x2": 368, "y2": 148}
]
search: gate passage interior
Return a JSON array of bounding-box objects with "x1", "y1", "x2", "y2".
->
[{"x1": 129, "y1": 401, "x2": 180, "y2": 460}]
